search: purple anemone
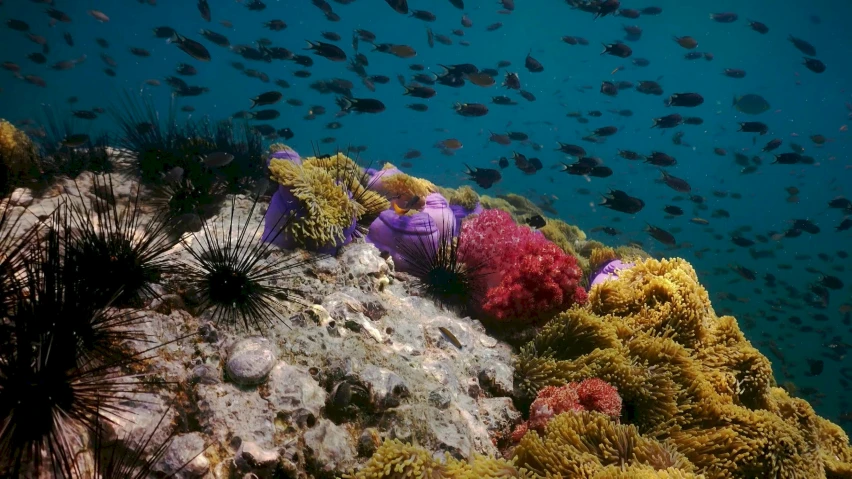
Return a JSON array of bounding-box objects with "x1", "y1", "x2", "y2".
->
[
  {"x1": 589, "y1": 259, "x2": 635, "y2": 289},
  {"x1": 267, "y1": 145, "x2": 302, "y2": 167},
  {"x1": 262, "y1": 182, "x2": 357, "y2": 255},
  {"x1": 365, "y1": 193, "x2": 457, "y2": 272}
]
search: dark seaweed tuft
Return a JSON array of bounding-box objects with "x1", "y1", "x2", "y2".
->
[
  {"x1": 180, "y1": 195, "x2": 317, "y2": 332},
  {"x1": 396, "y1": 217, "x2": 489, "y2": 314},
  {"x1": 39, "y1": 106, "x2": 114, "y2": 181}
]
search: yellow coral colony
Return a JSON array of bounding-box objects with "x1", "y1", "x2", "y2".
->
[
  {"x1": 268, "y1": 158, "x2": 359, "y2": 247},
  {"x1": 514, "y1": 257, "x2": 852, "y2": 478},
  {"x1": 0, "y1": 119, "x2": 41, "y2": 187}
]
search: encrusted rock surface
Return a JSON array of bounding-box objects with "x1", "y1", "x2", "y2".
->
[{"x1": 9, "y1": 172, "x2": 522, "y2": 477}]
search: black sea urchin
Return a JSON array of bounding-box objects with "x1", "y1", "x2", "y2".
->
[
  {"x1": 65, "y1": 174, "x2": 179, "y2": 308},
  {"x1": 0, "y1": 305, "x2": 143, "y2": 477},
  {"x1": 180, "y1": 195, "x2": 315, "y2": 332},
  {"x1": 396, "y1": 216, "x2": 489, "y2": 313},
  {"x1": 0, "y1": 193, "x2": 40, "y2": 318}
]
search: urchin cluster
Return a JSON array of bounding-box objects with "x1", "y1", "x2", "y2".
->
[{"x1": 0, "y1": 196, "x2": 161, "y2": 476}]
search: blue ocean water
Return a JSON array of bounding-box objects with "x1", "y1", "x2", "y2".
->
[{"x1": 1, "y1": 0, "x2": 850, "y2": 431}]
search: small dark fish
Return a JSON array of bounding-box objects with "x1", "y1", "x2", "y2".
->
[
  {"x1": 264, "y1": 20, "x2": 287, "y2": 31},
  {"x1": 63, "y1": 32, "x2": 73, "y2": 46},
  {"x1": 653, "y1": 114, "x2": 683, "y2": 128},
  {"x1": 27, "y1": 53, "x2": 47, "y2": 64},
  {"x1": 492, "y1": 95, "x2": 517, "y2": 105},
  {"x1": 525, "y1": 50, "x2": 544, "y2": 72},
  {"x1": 601, "y1": 189, "x2": 644, "y2": 214},
  {"x1": 249, "y1": 109, "x2": 280, "y2": 120},
  {"x1": 731, "y1": 236, "x2": 755, "y2": 247},
  {"x1": 278, "y1": 127, "x2": 294, "y2": 140},
  {"x1": 321, "y1": 31, "x2": 341, "y2": 42},
  {"x1": 454, "y1": 102, "x2": 488, "y2": 117},
  {"x1": 201, "y1": 152, "x2": 234, "y2": 168},
  {"x1": 684, "y1": 117, "x2": 703, "y2": 125},
  {"x1": 788, "y1": 35, "x2": 816, "y2": 56},
  {"x1": 819, "y1": 275, "x2": 844, "y2": 290},
  {"x1": 739, "y1": 122, "x2": 768, "y2": 135},
  {"x1": 519, "y1": 90, "x2": 536, "y2": 102},
  {"x1": 666, "y1": 92, "x2": 704, "y2": 107},
  {"x1": 153, "y1": 26, "x2": 177, "y2": 39},
  {"x1": 525, "y1": 215, "x2": 546, "y2": 229},
  {"x1": 176, "y1": 63, "x2": 197, "y2": 75},
  {"x1": 103, "y1": 68, "x2": 116, "y2": 77},
  {"x1": 410, "y1": 9, "x2": 436, "y2": 21},
  {"x1": 46, "y1": 8, "x2": 72, "y2": 23},
  {"x1": 592, "y1": 126, "x2": 617, "y2": 137},
  {"x1": 246, "y1": 0, "x2": 267, "y2": 10},
  {"x1": 306, "y1": 40, "x2": 346, "y2": 61},
  {"x1": 174, "y1": 33, "x2": 213, "y2": 61},
  {"x1": 710, "y1": 12, "x2": 738, "y2": 23},
  {"x1": 130, "y1": 47, "x2": 151, "y2": 57},
  {"x1": 403, "y1": 85, "x2": 436, "y2": 99},
  {"x1": 62, "y1": 133, "x2": 90, "y2": 148},
  {"x1": 664, "y1": 205, "x2": 683, "y2": 216},
  {"x1": 96, "y1": 37, "x2": 109, "y2": 48},
  {"x1": 646, "y1": 224, "x2": 676, "y2": 246},
  {"x1": 337, "y1": 97, "x2": 385, "y2": 113},
  {"x1": 723, "y1": 68, "x2": 746, "y2": 78},
  {"x1": 748, "y1": 20, "x2": 769, "y2": 34},
  {"x1": 486, "y1": 22, "x2": 503, "y2": 31},
  {"x1": 72, "y1": 110, "x2": 98, "y2": 120},
  {"x1": 601, "y1": 42, "x2": 632, "y2": 58},
  {"x1": 464, "y1": 164, "x2": 501, "y2": 189},
  {"x1": 198, "y1": 0, "x2": 211, "y2": 21},
  {"x1": 805, "y1": 359, "x2": 823, "y2": 377},
  {"x1": 803, "y1": 57, "x2": 825, "y2": 73},
  {"x1": 385, "y1": 0, "x2": 408, "y2": 14},
  {"x1": 181, "y1": 105, "x2": 195, "y2": 112},
  {"x1": 6, "y1": 19, "x2": 30, "y2": 31},
  {"x1": 659, "y1": 170, "x2": 690, "y2": 192},
  {"x1": 250, "y1": 91, "x2": 282, "y2": 108}
]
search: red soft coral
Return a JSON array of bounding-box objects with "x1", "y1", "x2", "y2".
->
[
  {"x1": 459, "y1": 209, "x2": 586, "y2": 323},
  {"x1": 480, "y1": 240, "x2": 587, "y2": 323},
  {"x1": 511, "y1": 379, "x2": 622, "y2": 442},
  {"x1": 575, "y1": 377, "x2": 623, "y2": 419}
]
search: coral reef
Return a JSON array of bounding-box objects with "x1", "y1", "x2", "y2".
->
[
  {"x1": 514, "y1": 258, "x2": 852, "y2": 478},
  {"x1": 460, "y1": 209, "x2": 587, "y2": 324},
  {"x1": 0, "y1": 119, "x2": 41, "y2": 194}
]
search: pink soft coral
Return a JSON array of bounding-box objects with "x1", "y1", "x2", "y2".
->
[
  {"x1": 511, "y1": 378, "x2": 622, "y2": 442},
  {"x1": 459, "y1": 209, "x2": 586, "y2": 323}
]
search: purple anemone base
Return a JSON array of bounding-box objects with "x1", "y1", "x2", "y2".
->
[{"x1": 262, "y1": 185, "x2": 356, "y2": 255}]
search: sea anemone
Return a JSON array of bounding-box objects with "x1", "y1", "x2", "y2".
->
[
  {"x1": 181, "y1": 195, "x2": 317, "y2": 331},
  {"x1": 265, "y1": 157, "x2": 359, "y2": 253},
  {"x1": 302, "y1": 147, "x2": 389, "y2": 235},
  {"x1": 64, "y1": 174, "x2": 178, "y2": 308}
]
